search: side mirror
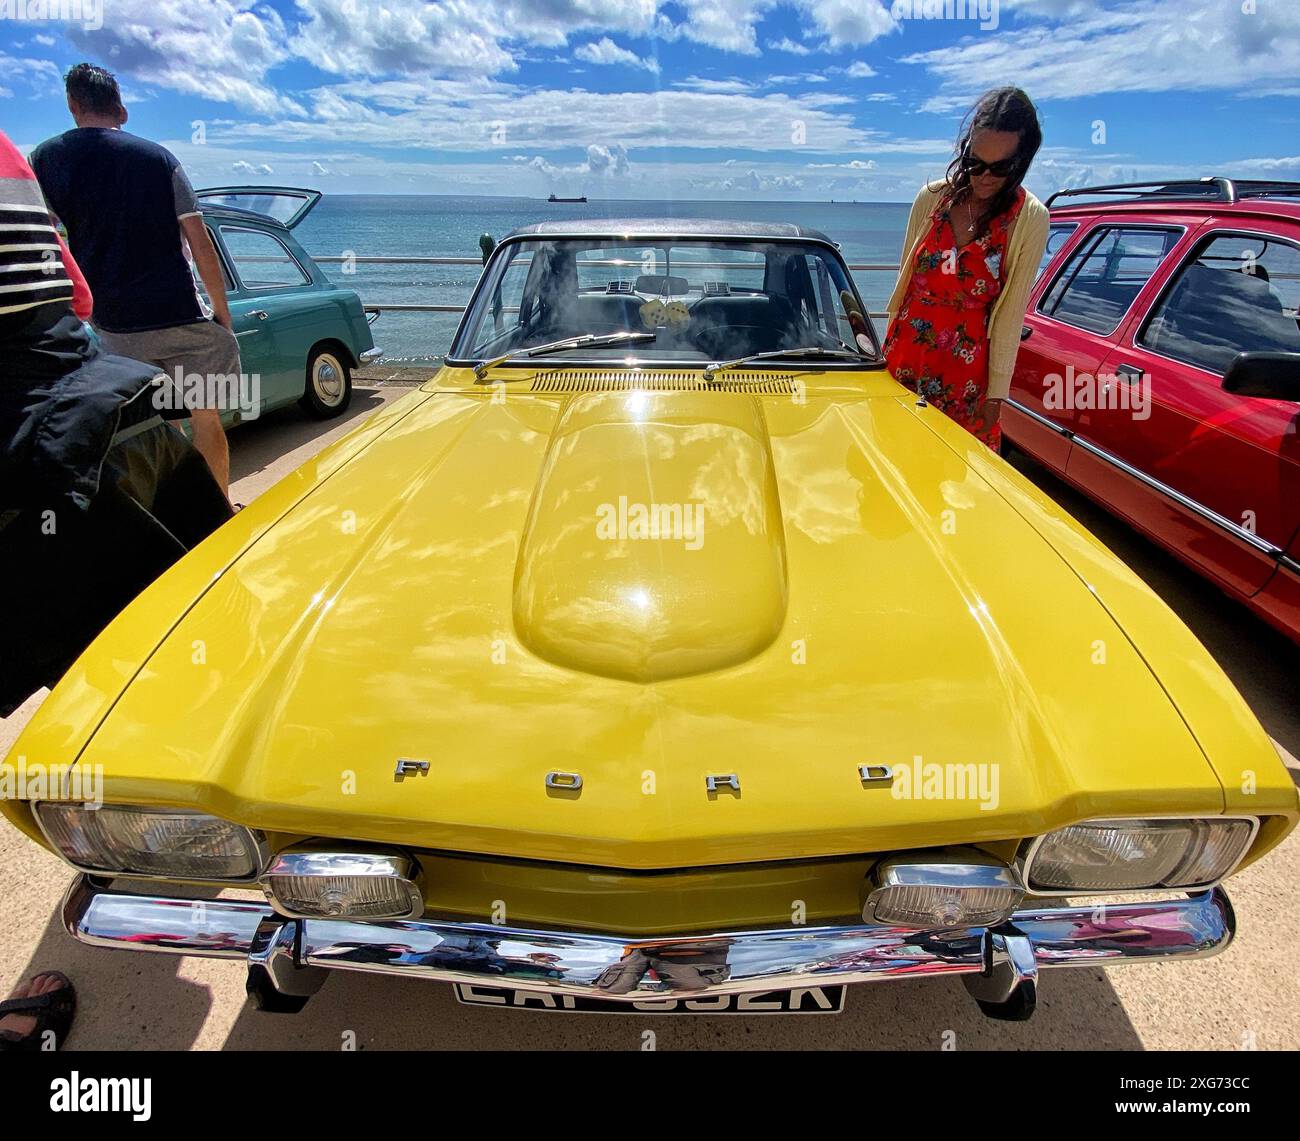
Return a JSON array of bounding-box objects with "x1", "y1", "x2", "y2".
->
[{"x1": 1221, "y1": 352, "x2": 1300, "y2": 402}]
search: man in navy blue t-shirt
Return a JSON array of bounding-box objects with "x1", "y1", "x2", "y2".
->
[{"x1": 32, "y1": 63, "x2": 235, "y2": 494}]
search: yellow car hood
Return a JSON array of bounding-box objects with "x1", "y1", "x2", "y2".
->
[{"x1": 21, "y1": 379, "x2": 1294, "y2": 868}]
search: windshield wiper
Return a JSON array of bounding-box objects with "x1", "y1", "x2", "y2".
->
[
  {"x1": 702, "y1": 345, "x2": 869, "y2": 380},
  {"x1": 473, "y1": 332, "x2": 657, "y2": 380}
]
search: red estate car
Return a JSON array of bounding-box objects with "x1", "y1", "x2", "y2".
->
[{"x1": 1004, "y1": 177, "x2": 1300, "y2": 643}]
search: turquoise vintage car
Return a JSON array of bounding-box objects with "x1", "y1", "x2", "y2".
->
[{"x1": 193, "y1": 186, "x2": 381, "y2": 421}]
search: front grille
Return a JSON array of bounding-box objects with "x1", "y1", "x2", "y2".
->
[
  {"x1": 412, "y1": 848, "x2": 872, "y2": 934},
  {"x1": 530, "y1": 370, "x2": 798, "y2": 395}
]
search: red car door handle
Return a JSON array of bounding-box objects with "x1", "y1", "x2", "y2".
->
[
  {"x1": 1020, "y1": 325, "x2": 1033, "y2": 341},
  {"x1": 1114, "y1": 363, "x2": 1144, "y2": 383}
]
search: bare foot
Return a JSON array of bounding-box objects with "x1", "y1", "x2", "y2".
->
[{"x1": 0, "y1": 973, "x2": 68, "y2": 1040}]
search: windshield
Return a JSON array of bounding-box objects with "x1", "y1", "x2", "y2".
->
[{"x1": 449, "y1": 238, "x2": 880, "y2": 367}]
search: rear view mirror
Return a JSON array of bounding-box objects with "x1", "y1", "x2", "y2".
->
[{"x1": 1221, "y1": 352, "x2": 1300, "y2": 402}]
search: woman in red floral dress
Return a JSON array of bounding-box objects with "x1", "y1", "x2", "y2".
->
[{"x1": 883, "y1": 88, "x2": 1049, "y2": 450}]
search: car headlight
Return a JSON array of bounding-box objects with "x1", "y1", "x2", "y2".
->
[
  {"x1": 34, "y1": 803, "x2": 264, "y2": 880},
  {"x1": 1024, "y1": 817, "x2": 1257, "y2": 893}
]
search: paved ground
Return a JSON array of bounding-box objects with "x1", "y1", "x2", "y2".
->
[{"x1": 3, "y1": 381, "x2": 1297, "y2": 1050}]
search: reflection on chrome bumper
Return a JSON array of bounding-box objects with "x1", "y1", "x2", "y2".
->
[
  {"x1": 61, "y1": 875, "x2": 1234, "y2": 1005},
  {"x1": 358, "y1": 347, "x2": 383, "y2": 363}
]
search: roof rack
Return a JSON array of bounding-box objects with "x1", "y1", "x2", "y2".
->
[
  {"x1": 1233, "y1": 179, "x2": 1300, "y2": 200},
  {"x1": 1045, "y1": 177, "x2": 1300, "y2": 208}
]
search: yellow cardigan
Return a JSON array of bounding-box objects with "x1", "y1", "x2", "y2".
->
[{"x1": 884, "y1": 180, "x2": 1050, "y2": 401}]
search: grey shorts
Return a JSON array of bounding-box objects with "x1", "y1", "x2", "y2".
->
[{"x1": 96, "y1": 320, "x2": 242, "y2": 413}]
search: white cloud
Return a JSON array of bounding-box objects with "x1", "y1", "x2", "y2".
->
[
  {"x1": 28, "y1": 0, "x2": 1283, "y2": 206},
  {"x1": 232, "y1": 160, "x2": 274, "y2": 175},
  {"x1": 218, "y1": 77, "x2": 892, "y2": 155},
  {"x1": 152, "y1": 137, "x2": 947, "y2": 201},
  {"x1": 793, "y1": 0, "x2": 897, "y2": 47},
  {"x1": 1222, "y1": 155, "x2": 1300, "y2": 174},
  {"x1": 767, "y1": 36, "x2": 812, "y2": 54},
  {"x1": 585, "y1": 141, "x2": 631, "y2": 176},
  {"x1": 289, "y1": 0, "x2": 661, "y2": 76},
  {"x1": 0, "y1": 50, "x2": 63, "y2": 100},
  {"x1": 573, "y1": 37, "x2": 660, "y2": 73},
  {"x1": 66, "y1": 0, "x2": 301, "y2": 116},
  {"x1": 513, "y1": 140, "x2": 632, "y2": 182},
  {"x1": 709, "y1": 165, "x2": 804, "y2": 193},
  {"x1": 658, "y1": 1, "x2": 895, "y2": 55},
  {"x1": 54, "y1": 0, "x2": 670, "y2": 114},
  {"x1": 483, "y1": 0, "x2": 660, "y2": 47},
  {"x1": 1010, "y1": 145, "x2": 1292, "y2": 204},
  {"x1": 37, "y1": 0, "x2": 1300, "y2": 136},
  {"x1": 288, "y1": 0, "x2": 514, "y2": 76},
  {"x1": 904, "y1": 0, "x2": 1300, "y2": 111},
  {"x1": 807, "y1": 158, "x2": 877, "y2": 169},
  {"x1": 673, "y1": 0, "x2": 776, "y2": 55},
  {"x1": 766, "y1": 74, "x2": 829, "y2": 86},
  {"x1": 672, "y1": 76, "x2": 756, "y2": 94}
]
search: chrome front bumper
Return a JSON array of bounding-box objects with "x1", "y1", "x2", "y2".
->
[
  {"x1": 358, "y1": 346, "x2": 383, "y2": 363},
  {"x1": 61, "y1": 875, "x2": 1234, "y2": 1012}
]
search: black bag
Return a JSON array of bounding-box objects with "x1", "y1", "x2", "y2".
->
[{"x1": 1, "y1": 304, "x2": 233, "y2": 714}]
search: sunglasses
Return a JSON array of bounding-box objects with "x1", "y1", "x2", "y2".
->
[{"x1": 960, "y1": 145, "x2": 1021, "y2": 178}]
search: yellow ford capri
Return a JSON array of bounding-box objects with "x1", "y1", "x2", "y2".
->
[{"x1": 4, "y1": 220, "x2": 1296, "y2": 1019}]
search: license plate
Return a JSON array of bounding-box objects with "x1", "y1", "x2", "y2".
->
[{"x1": 453, "y1": 983, "x2": 846, "y2": 1014}]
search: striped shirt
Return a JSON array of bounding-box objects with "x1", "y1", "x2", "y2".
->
[{"x1": 0, "y1": 130, "x2": 92, "y2": 321}]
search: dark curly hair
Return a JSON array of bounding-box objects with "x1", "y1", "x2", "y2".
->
[
  {"x1": 65, "y1": 62, "x2": 123, "y2": 117},
  {"x1": 942, "y1": 87, "x2": 1042, "y2": 230}
]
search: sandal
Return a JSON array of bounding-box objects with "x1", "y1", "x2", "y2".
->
[{"x1": 0, "y1": 972, "x2": 77, "y2": 1052}]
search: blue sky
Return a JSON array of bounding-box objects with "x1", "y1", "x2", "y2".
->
[{"x1": 2, "y1": 0, "x2": 1298, "y2": 201}]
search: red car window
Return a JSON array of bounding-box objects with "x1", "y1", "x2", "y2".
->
[
  {"x1": 1038, "y1": 225, "x2": 1182, "y2": 335},
  {"x1": 1038, "y1": 222, "x2": 1078, "y2": 277},
  {"x1": 1138, "y1": 230, "x2": 1300, "y2": 373}
]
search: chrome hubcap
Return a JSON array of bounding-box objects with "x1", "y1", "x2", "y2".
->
[{"x1": 313, "y1": 355, "x2": 344, "y2": 405}]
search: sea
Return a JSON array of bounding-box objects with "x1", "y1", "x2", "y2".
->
[{"x1": 291, "y1": 195, "x2": 912, "y2": 364}]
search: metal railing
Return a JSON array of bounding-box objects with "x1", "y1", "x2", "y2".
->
[{"x1": 306, "y1": 253, "x2": 899, "y2": 320}]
